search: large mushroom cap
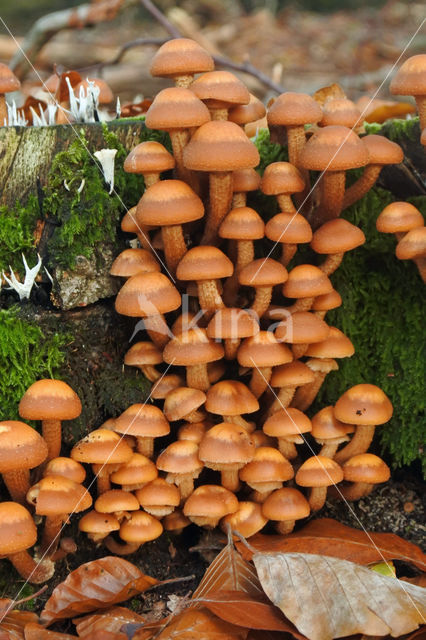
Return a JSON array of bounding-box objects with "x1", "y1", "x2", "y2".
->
[
  {"x1": 207, "y1": 308, "x2": 259, "y2": 340},
  {"x1": 0, "y1": 421, "x2": 47, "y2": 472},
  {"x1": 239, "y1": 258, "x2": 288, "y2": 287},
  {"x1": 222, "y1": 501, "x2": 268, "y2": 538},
  {"x1": 206, "y1": 380, "x2": 259, "y2": 416},
  {"x1": 311, "y1": 406, "x2": 354, "y2": 441},
  {"x1": 115, "y1": 272, "x2": 181, "y2": 317},
  {"x1": 229, "y1": 94, "x2": 266, "y2": 125},
  {"x1": 275, "y1": 311, "x2": 330, "y2": 344},
  {"x1": 150, "y1": 38, "x2": 214, "y2": 78},
  {"x1": 265, "y1": 213, "x2": 312, "y2": 244},
  {"x1": 199, "y1": 422, "x2": 255, "y2": 467},
  {"x1": 124, "y1": 341, "x2": 163, "y2": 367},
  {"x1": 71, "y1": 429, "x2": 133, "y2": 464},
  {"x1": 261, "y1": 162, "x2": 305, "y2": 195},
  {"x1": 27, "y1": 476, "x2": 92, "y2": 516},
  {"x1": 299, "y1": 125, "x2": 369, "y2": 171},
  {"x1": 267, "y1": 92, "x2": 322, "y2": 126},
  {"x1": 334, "y1": 384, "x2": 393, "y2": 425},
  {"x1": 390, "y1": 54, "x2": 426, "y2": 96},
  {"x1": 0, "y1": 502, "x2": 37, "y2": 555},
  {"x1": 239, "y1": 446, "x2": 294, "y2": 484},
  {"x1": 183, "y1": 484, "x2": 238, "y2": 520},
  {"x1": 163, "y1": 387, "x2": 206, "y2": 422},
  {"x1": 238, "y1": 331, "x2": 293, "y2": 367},
  {"x1": 219, "y1": 207, "x2": 265, "y2": 240},
  {"x1": 310, "y1": 219, "x2": 365, "y2": 254},
  {"x1": 145, "y1": 87, "x2": 211, "y2": 130},
  {"x1": 119, "y1": 511, "x2": 163, "y2": 543},
  {"x1": 296, "y1": 455, "x2": 344, "y2": 487},
  {"x1": 124, "y1": 141, "x2": 175, "y2": 174},
  {"x1": 262, "y1": 487, "x2": 310, "y2": 521},
  {"x1": 190, "y1": 70, "x2": 250, "y2": 108},
  {"x1": 320, "y1": 98, "x2": 362, "y2": 128},
  {"x1": 19, "y1": 379, "x2": 82, "y2": 421},
  {"x1": 362, "y1": 135, "x2": 403, "y2": 165},
  {"x1": 270, "y1": 361, "x2": 316, "y2": 387},
  {"x1": 305, "y1": 326, "x2": 355, "y2": 359},
  {"x1": 94, "y1": 489, "x2": 140, "y2": 514},
  {"x1": 114, "y1": 404, "x2": 170, "y2": 438},
  {"x1": 283, "y1": 264, "x2": 333, "y2": 299},
  {"x1": 396, "y1": 226, "x2": 426, "y2": 260},
  {"x1": 163, "y1": 328, "x2": 224, "y2": 365},
  {"x1": 263, "y1": 408, "x2": 312, "y2": 439},
  {"x1": 343, "y1": 453, "x2": 390, "y2": 483},
  {"x1": 136, "y1": 179, "x2": 204, "y2": 226},
  {"x1": 177, "y1": 246, "x2": 233, "y2": 281},
  {"x1": 110, "y1": 249, "x2": 161, "y2": 278},
  {"x1": 183, "y1": 120, "x2": 260, "y2": 172},
  {"x1": 376, "y1": 202, "x2": 424, "y2": 233}
]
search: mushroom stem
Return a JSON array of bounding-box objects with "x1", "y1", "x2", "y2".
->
[
  {"x1": 251, "y1": 489, "x2": 275, "y2": 503},
  {"x1": 318, "y1": 171, "x2": 346, "y2": 224},
  {"x1": 342, "y1": 165, "x2": 382, "y2": 209},
  {"x1": 308, "y1": 486, "x2": 328, "y2": 511},
  {"x1": 223, "y1": 239, "x2": 253, "y2": 305},
  {"x1": 318, "y1": 442, "x2": 340, "y2": 458},
  {"x1": 288, "y1": 297, "x2": 315, "y2": 313},
  {"x1": 168, "y1": 475, "x2": 195, "y2": 502},
  {"x1": 286, "y1": 125, "x2": 306, "y2": 167},
  {"x1": 169, "y1": 130, "x2": 192, "y2": 184},
  {"x1": 268, "y1": 386, "x2": 297, "y2": 415},
  {"x1": 211, "y1": 108, "x2": 229, "y2": 121},
  {"x1": 319, "y1": 252, "x2": 344, "y2": 276},
  {"x1": 40, "y1": 514, "x2": 64, "y2": 556},
  {"x1": 2, "y1": 469, "x2": 30, "y2": 504},
  {"x1": 232, "y1": 192, "x2": 246, "y2": 208},
  {"x1": 9, "y1": 551, "x2": 54, "y2": 584},
  {"x1": 292, "y1": 368, "x2": 333, "y2": 412},
  {"x1": 104, "y1": 536, "x2": 140, "y2": 555},
  {"x1": 276, "y1": 520, "x2": 295, "y2": 535},
  {"x1": 143, "y1": 173, "x2": 161, "y2": 189},
  {"x1": 175, "y1": 75, "x2": 193, "y2": 89},
  {"x1": 187, "y1": 364, "x2": 211, "y2": 392},
  {"x1": 339, "y1": 481, "x2": 373, "y2": 501},
  {"x1": 162, "y1": 225, "x2": 188, "y2": 276},
  {"x1": 202, "y1": 172, "x2": 233, "y2": 245},
  {"x1": 251, "y1": 286, "x2": 273, "y2": 319},
  {"x1": 334, "y1": 425, "x2": 376, "y2": 465},
  {"x1": 277, "y1": 438, "x2": 298, "y2": 460},
  {"x1": 137, "y1": 226, "x2": 155, "y2": 252},
  {"x1": 92, "y1": 464, "x2": 112, "y2": 494},
  {"x1": 198, "y1": 280, "x2": 225, "y2": 314},
  {"x1": 224, "y1": 414, "x2": 254, "y2": 432},
  {"x1": 281, "y1": 244, "x2": 298, "y2": 267},
  {"x1": 276, "y1": 194, "x2": 297, "y2": 213},
  {"x1": 144, "y1": 313, "x2": 171, "y2": 349},
  {"x1": 0, "y1": 95, "x2": 7, "y2": 124},
  {"x1": 184, "y1": 408, "x2": 207, "y2": 423},
  {"x1": 136, "y1": 436, "x2": 155, "y2": 459},
  {"x1": 415, "y1": 96, "x2": 426, "y2": 131},
  {"x1": 41, "y1": 419, "x2": 62, "y2": 461},
  {"x1": 221, "y1": 468, "x2": 240, "y2": 492},
  {"x1": 250, "y1": 366, "x2": 272, "y2": 398},
  {"x1": 224, "y1": 339, "x2": 241, "y2": 360}
]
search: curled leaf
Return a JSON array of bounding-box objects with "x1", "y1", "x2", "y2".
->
[{"x1": 74, "y1": 606, "x2": 145, "y2": 637}]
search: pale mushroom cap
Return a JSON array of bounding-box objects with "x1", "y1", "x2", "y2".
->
[
  {"x1": 163, "y1": 328, "x2": 224, "y2": 366},
  {"x1": 156, "y1": 440, "x2": 203, "y2": 475},
  {"x1": 150, "y1": 38, "x2": 214, "y2": 78},
  {"x1": 0, "y1": 502, "x2": 37, "y2": 555},
  {"x1": 0, "y1": 63, "x2": 21, "y2": 93},
  {"x1": 114, "y1": 404, "x2": 170, "y2": 438},
  {"x1": 119, "y1": 511, "x2": 163, "y2": 543},
  {"x1": 123, "y1": 141, "x2": 175, "y2": 174},
  {"x1": 275, "y1": 311, "x2": 330, "y2": 344},
  {"x1": 71, "y1": 429, "x2": 133, "y2": 464},
  {"x1": 239, "y1": 258, "x2": 288, "y2": 287},
  {"x1": 163, "y1": 387, "x2": 206, "y2": 422},
  {"x1": 305, "y1": 327, "x2": 355, "y2": 359},
  {"x1": 177, "y1": 246, "x2": 233, "y2": 281},
  {"x1": 115, "y1": 272, "x2": 181, "y2": 317},
  {"x1": 376, "y1": 202, "x2": 424, "y2": 233},
  {"x1": 183, "y1": 120, "x2": 260, "y2": 172},
  {"x1": 136, "y1": 179, "x2": 204, "y2": 226},
  {"x1": 110, "y1": 249, "x2": 161, "y2": 278},
  {"x1": 219, "y1": 207, "x2": 265, "y2": 240},
  {"x1": 283, "y1": 264, "x2": 333, "y2": 299},
  {"x1": 183, "y1": 484, "x2": 238, "y2": 519},
  {"x1": 79, "y1": 510, "x2": 120, "y2": 534},
  {"x1": 334, "y1": 384, "x2": 393, "y2": 425},
  {"x1": 299, "y1": 126, "x2": 369, "y2": 171},
  {"x1": 199, "y1": 422, "x2": 255, "y2": 466},
  {"x1": 395, "y1": 226, "x2": 426, "y2": 260},
  {"x1": 267, "y1": 92, "x2": 322, "y2": 126},
  {"x1": 265, "y1": 213, "x2": 312, "y2": 244},
  {"x1": 311, "y1": 219, "x2": 365, "y2": 254},
  {"x1": 238, "y1": 331, "x2": 293, "y2": 367},
  {"x1": 270, "y1": 361, "x2": 316, "y2": 387},
  {"x1": 110, "y1": 453, "x2": 158, "y2": 486},
  {"x1": 311, "y1": 406, "x2": 354, "y2": 440},
  {"x1": 0, "y1": 421, "x2": 48, "y2": 472},
  {"x1": 207, "y1": 308, "x2": 259, "y2": 340},
  {"x1": 124, "y1": 341, "x2": 163, "y2": 366},
  {"x1": 205, "y1": 380, "x2": 259, "y2": 416},
  {"x1": 239, "y1": 447, "x2": 294, "y2": 483},
  {"x1": 135, "y1": 478, "x2": 181, "y2": 508},
  {"x1": 221, "y1": 501, "x2": 268, "y2": 538},
  {"x1": 145, "y1": 87, "x2": 211, "y2": 130},
  {"x1": 362, "y1": 135, "x2": 403, "y2": 165},
  {"x1": 343, "y1": 453, "x2": 390, "y2": 483},
  {"x1": 262, "y1": 487, "x2": 310, "y2": 521},
  {"x1": 19, "y1": 379, "x2": 82, "y2": 421},
  {"x1": 390, "y1": 54, "x2": 426, "y2": 96},
  {"x1": 261, "y1": 162, "x2": 305, "y2": 195},
  {"x1": 263, "y1": 408, "x2": 312, "y2": 438},
  {"x1": 95, "y1": 489, "x2": 139, "y2": 513},
  {"x1": 190, "y1": 70, "x2": 250, "y2": 107},
  {"x1": 296, "y1": 455, "x2": 344, "y2": 487},
  {"x1": 43, "y1": 457, "x2": 86, "y2": 484},
  {"x1": 27, "y1": 476, "x2": 92, "y2": 516}
]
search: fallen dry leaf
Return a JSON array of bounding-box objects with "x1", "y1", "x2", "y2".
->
[
  {"x1": 154, "y1": 607, "x2": 248, "y2": 639},
  {"x1": 313, "y1": 83, "x2": 346, "y2": 106},
  {"x1": 40, "y1": 557, "x2": 157, "y2": 625},
  {"x1": 24, "y1": 623, "x2": 78, "y2": 638},
  {"x1": 238, "y1": 518, "x2": 426, "y2": 571},
  {"x1": 200, "y1": 590, "x2": 305, "y2": 636},
  {"x1": 73, "y1": 606, "x2": 145, "y2": 637},
  {"x1": 0, "y1": 611, "x2": 38, "y2": 640},
  {"x1": 254, "y1": 552, "x2": 426, "y2": 640},
  {"x1": 192, "y1": 535, "x2": 263, "y2": 602}
]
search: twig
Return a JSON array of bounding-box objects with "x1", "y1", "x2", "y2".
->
[
  {"x1": 140, "y1": 0, "x2": 180, "y2": 38},
  {"x1": 9, "y1": 0, "x2": 127, "y2": 79}
]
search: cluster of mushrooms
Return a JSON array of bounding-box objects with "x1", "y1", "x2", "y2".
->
[{"x1": 0, "y1": 40, "x2": 424, "y2": 583}]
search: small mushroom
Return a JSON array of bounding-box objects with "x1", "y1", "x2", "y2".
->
[
  {"x1": 183, "y1": 484, "x2": 238, "y2": 528},
  {"x1": 295, "y1": 455, "x2": 343, "y2": 511},
  {"x1": 262, "y1": 487, "x2": 310, "y2": 534}
]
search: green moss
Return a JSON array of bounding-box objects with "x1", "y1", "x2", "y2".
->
[
  {"x1": 365, "y1": 116, "x2": 420, "y2": 142},
  {"x1": 0, "y1": 196, "x2": 39, "y2": 275},
  {"x1": 0, "y1": 307, "x2": 69, "y2": 421},
  {"x1": 254, "y1": 127, "x2": 288, "y2": 171}
]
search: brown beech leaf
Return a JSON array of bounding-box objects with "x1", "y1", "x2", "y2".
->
[
  {"x1": 254, "y1": 552, "x2": 426, "y2": 640},
  {"x1": 24, "y1": 623, "x2": 78, "y2": 639},
  {"x1": 247, "y1": 632, "x2": 296, "y2": 640},
  {"x1": 238, "y1": 518, "x2": 426, "y2": 571},
  {"x1": 74, "y1": 606, "x2": 145, "y2": 637},
  {"x1": 154, "y1": 607, "x2": 248, "y2": 639},
  {"x1": 192, "y1": 534, "x2": 263, "y2": 602},
  {"x1": 40, "y1": 557, "x2": 157, "y2": 625},
  {"x1": 0, "y1": 611, "x2": 38, "y2": 640},
  {"x1": 200, "y1": 590, "x2": 306, "y2": 637}
]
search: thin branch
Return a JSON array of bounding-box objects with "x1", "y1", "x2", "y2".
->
[{"x1": 139, "y1": 0, "x2": 181, "y2": 38}]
